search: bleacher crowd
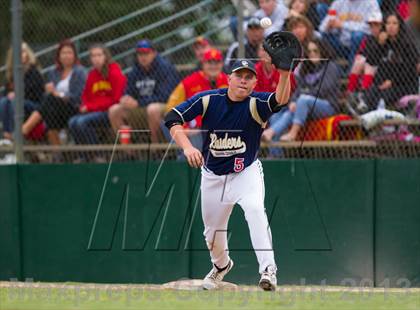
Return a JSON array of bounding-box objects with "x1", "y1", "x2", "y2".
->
[{"x1": 0, "y1": 0, "x2": 419, "y2": 162}]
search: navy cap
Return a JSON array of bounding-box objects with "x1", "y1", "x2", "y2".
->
[
  {"x1": 136, "y1": 39, "x2": 154, "y2": 52},
  {"x1": 230, "y1": 59, "x2": 257, "y2": 75}
]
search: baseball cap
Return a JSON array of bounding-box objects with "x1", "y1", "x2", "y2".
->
[
  {"x1": 368, "y1": 12, "x2": 383, "y2": 23},
  {"x1": 193, "y1": 36, "x2": 210, "y2": 47},
  {"x1": 202, "y1": 48, "x2": 223, "y2": 62},
  {"x1": 136, "y1": 39, "x2": 154, "y2": 53},
  {"x1": 247, "y1": 17, "x2": 262, "y2": 29},
  {"x1": 230, "y1": 59, "x2": 257, "y2": 75}
]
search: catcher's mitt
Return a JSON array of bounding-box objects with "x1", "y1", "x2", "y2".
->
[{"x1": 263, "y1": 31, "x2": 302, "y2": 71}]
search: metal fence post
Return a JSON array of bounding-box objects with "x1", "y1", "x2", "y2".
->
[
  {"x1": 11, "y1": 0, "x2": 24, "y2": 163},
  {"x1": 237, "y1": 0, "x2": 245, "y2": 59}
]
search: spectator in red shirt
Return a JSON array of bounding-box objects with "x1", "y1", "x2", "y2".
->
[{"x1": 68, "y1": 44, "x2": 126, "y2": 146}]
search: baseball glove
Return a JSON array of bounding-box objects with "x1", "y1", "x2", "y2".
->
[{"x1": 263, "y1": 31, "x2": 303, "y2": 71}]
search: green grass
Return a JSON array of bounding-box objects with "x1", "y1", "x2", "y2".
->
[{"x1": 1, "y1": 283, "x2": 419, "y2": 310}]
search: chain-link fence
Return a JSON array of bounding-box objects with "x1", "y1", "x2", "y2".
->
[{"x1": 0, "y1": 0, "x2": 419, "y2": 164}]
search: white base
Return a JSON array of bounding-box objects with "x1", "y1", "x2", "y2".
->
[{"x1": 162, "y1": 279, "x2": 238, "y2": 291}]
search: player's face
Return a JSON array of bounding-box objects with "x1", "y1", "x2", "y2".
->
[
  {"x1": 202, "y1": 60, "x2": 223, "y2": 80},
  {"x1": 228, "y1": 69, "x2": 257, "y2": 99},
  {"x1": 137, "y1": 50, "x2": 157, "y2": 69},
  {"x1": 369, "y1": 22, "x2": 382, "y2": 37},
  {"x1": 90, "y1": 48, "x2": 106, "y2": 70},
  {"x1": 385, "y1": 15, "x2": 400, "y2": 38}
]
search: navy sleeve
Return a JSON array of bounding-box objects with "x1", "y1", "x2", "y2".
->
[
  {"x1": 254, "y1": 92, "x2": 275, "y2": 123},
  {"x1": 172, "y1": 92, "x2": 204, "y2": 123}
]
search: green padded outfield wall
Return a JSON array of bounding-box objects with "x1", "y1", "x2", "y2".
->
[
  {"x1": 375, "y1": 160, "x2": 420, "y2": 287},
  {"x1": 0, "y1": 160, "x2": 418, "y2": 287},
  {"x1": 0, "y1": 165, "x2": 21, "y2": 280}
]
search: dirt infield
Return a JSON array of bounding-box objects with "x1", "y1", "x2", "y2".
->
[{"x1": 1, "y1": 280, "x2": 419, "y2": 293}]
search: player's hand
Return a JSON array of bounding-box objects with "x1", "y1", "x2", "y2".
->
[{"x1": 184, "y1": 146, "x2": 203, "y2": 168}]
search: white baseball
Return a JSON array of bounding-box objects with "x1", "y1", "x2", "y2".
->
[{"x1": 260, "y1": 17, "x2": 272, "y2": 29}]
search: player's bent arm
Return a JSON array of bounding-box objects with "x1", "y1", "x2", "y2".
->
[
  {"x1": 275, "y1": 69, "x2": 291, "y2": 106},
  {"x1": 169, "y1": 125, "x2": 203, "y2": 168},
  {"x1": 164, "y1": 111, "x2": 203, "y2": 168}
]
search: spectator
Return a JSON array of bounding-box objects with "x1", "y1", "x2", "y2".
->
[
  {"x1": 22, "y1": 39, "x2": 86, "y2": 145},
  {"x1": 225, "y1": 17, "x2": 265, "y2": 70},
  {"x1": 165, "y1": 48, "x2": 228, "y2": 129},
  {"x1": 319, "y1": 0, "x2": 382, "y2": 63},
  {"x1": 183, "y1": 36, "x2": 212, "y2": 76},
  {"x1": 286, "y1": 14, "x2": 337, "y2": 60},
  {"x1": 254, "y1": 0, "x2": 289, "y2": 36},
  {"x1": 346, "y1": 12, "x2": 384, "y2": 105},
  {"x1": 0, "y1": 42, "x2": 44, "y2": 141},
  {"x1": 286, "y1": 15, "x2": 316, "y2": 45},
  {"x1": 108, "y1": 40, "x2": 180, "y2": 143},
  {"x1": 68, "y1": 44, "x2": 126, "y2": 151},
  {"x1": 283, "y1": 0, "x2": 322, "y2": 30},
  {"x1": 192, "y1": 36, "x2": 211, "y2": 65},
  {"x1": 263, "y1": 39, "x2": 341, "y2": 142},
  {"x1": 363, "y1": 12, "x2": 419, "y2": 111}
]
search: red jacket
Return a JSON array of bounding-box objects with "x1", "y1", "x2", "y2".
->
[
  {"x1": 81, "y1": 63, "x2": 127, "y2": 112},
  {"x1": 254, "y1": 61, "x2": 297, "y2": 93}
]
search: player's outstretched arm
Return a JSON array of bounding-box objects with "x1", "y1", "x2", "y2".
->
[
  {"x1": 169, "y1": 124, "x2": 203, "y2": 168},
  {"x1": 275, "y1": 69, "x2": 291, "y2": 106}
]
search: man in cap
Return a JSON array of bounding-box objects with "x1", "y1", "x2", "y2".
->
[{"x1": 109, "y1": 39, "x2": 179, "y2": 143}]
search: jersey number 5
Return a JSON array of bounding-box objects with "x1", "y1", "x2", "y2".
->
[{"x1": 234, "y1": 157, "x2": 245, "y2": 172}]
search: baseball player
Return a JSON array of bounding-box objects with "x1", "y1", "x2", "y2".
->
[{"x1": 164, "y1": 32, "x2": 302, "y2": 291}]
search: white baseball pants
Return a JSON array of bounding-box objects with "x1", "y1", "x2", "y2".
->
[{"x1": 200, "y1": 159, "x2": 276, "y2": 274}]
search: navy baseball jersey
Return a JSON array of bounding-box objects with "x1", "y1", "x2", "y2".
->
[{"x1": 172, "y1": 88, "x2": 277, "y2": 175}]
